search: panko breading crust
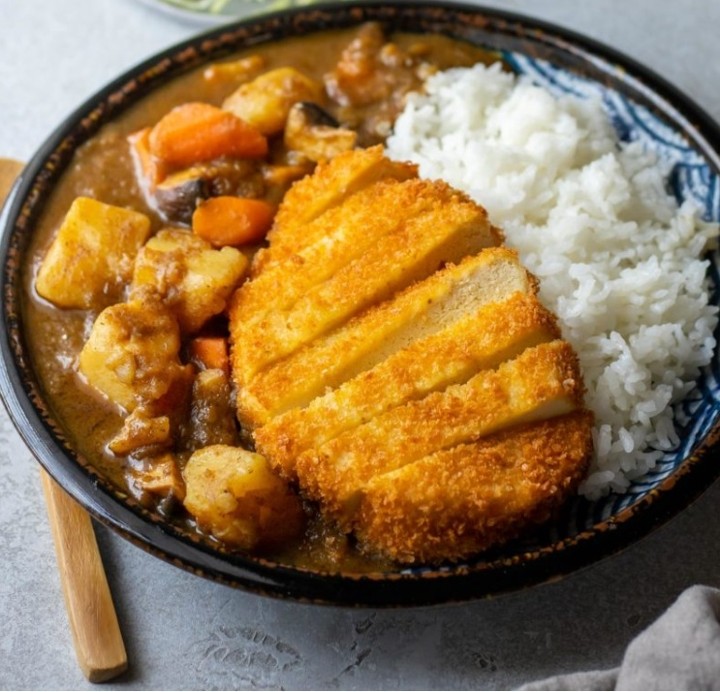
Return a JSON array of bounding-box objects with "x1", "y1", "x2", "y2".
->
[
  {"x1": 254, "y1": 144, "x2": 417, "y2": 273},
  {"x1": 239, "y1": 247, "x2": 532, "y2": 429},
  {"x1": 294, "y1": 340, "x2": 585, "y2": 521},
  {"x1": 232, "y1": 184, "x2": 500, "y2": 384},
  {"x1": 227, "y1": 147, "x2": 594, "y2": 564},
  {"x1": 255, "y1": 292, "x2": 561, "y2": 475},
  {"x1": 232, "y1": 178, "x2": 466, "y2": 327},
  {"x1": 355, "y1": 411, "x2": 594, "y2": 563}
]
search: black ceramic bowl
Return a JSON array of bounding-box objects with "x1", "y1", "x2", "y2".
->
[{"x1": 3, "y1": 1, "x2": 720, "y2": 606}]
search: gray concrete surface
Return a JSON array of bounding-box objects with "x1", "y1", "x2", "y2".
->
[{"x1": 1, "y1": 0, "x2": 720, "y2": 688}]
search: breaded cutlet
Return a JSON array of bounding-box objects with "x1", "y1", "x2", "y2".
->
[
  {"x1": 294, "y1": 340, "x2": 585, "y2": 523},
  {"x1": 230, "y1": 178, "x2": 478, "y2": 332},
  {"x1": 253, "y1": 144, "x2": 417, "y2": 274},
  {"x1": 226, "y1": 147, "x2": 594, "y2": 565},
  {"x1": 255, "y1": 292, "x2": 561, "y2": 476},
  {"x1": 238, "y1": 247, "x2": 533, "y2": 429},
  {"x1": 232, "y1": 188, "x2": 501, "y2": 385},
  {"x1": 354, "y1": 411, "x2": 594, "y2": 563}
]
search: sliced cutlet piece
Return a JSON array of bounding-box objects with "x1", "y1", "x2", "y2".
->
[
  {"x1": 294, "y1": 340, "x2": 585, "y2": 523},
  {"x1": 255, "y1": 292, "x2": 561, "y2": 475},
  {"x1": 240, "y1": 248, "x2": 531, "y2": 430},
  {"x1": 230, "y1": 179, "x2": 469, "y2": 330},
  {"x1": 354, "y1": 411, "x2": 594, "y2": 564},
  {"x1": 233, "y1": 188, "x2": 501, "y2": 386},
  {"x1": 253, "y1": 145, "x2": 417, "y2": 274}
]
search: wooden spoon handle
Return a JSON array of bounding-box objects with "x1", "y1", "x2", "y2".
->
[
  {"x1": 40, "y1": 472, "x2": 128, "y2": 682},
  {"x1": 0, "y1": 157, "x2": 127, "y2": 682}
]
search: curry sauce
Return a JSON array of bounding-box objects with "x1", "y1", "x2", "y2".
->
[{"x1": 22, "y1": 25, "x2": 495, "y2": 571}]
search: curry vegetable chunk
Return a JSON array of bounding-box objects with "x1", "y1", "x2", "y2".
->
[
  {"x1": 78, "y1": 293, "x2": 191, "y2": 413},
  {"x1": 186, "y1": 368, "x2": 239, "y2": 451},
  {"x1": 108, "y1": 407, "x2": 172, "y2": 455},
  {"x1": 130, "y1": 228, "x2": 248, "y2": 334},
  {"x1": 35, "y1": 196, "x2": 151, "y2": 309},
  {"x1": 222, "y1": 67, "x2": 324, "y2": 136},
  {"x1": 183, "y1": 445, "x2": 305, "y2": 550},
  {"x1": 283, "y1": 101, "x2": 358, "y2": 162},
  {"x1": 132, "y1": 453, "x2": 186, "y2": 505}
]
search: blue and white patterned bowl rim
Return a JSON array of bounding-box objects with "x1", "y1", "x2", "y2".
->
[{"x1": 503, "y1": 50, "x2": 720, "y2": 530}]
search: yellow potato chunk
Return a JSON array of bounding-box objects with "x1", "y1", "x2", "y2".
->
[
  {"x1": 183, "y1": 445, "x2": 305, "y2": 551},
  {"x1": 35, "y1": 196, "x2": 151, "y2": 309},
  {"x1": 78, "y1": 293, "x2": 191, "y2": 413},
  {"x1": 131, "y1": 228, "x2": 248, "y2": 334},
  {"x1": 222, "y1": 67, "x2": 324, "y2": 136}
]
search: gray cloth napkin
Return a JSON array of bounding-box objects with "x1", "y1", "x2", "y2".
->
[{"x1": 521, "y1": 585, "x2": 720, "y2": 691}]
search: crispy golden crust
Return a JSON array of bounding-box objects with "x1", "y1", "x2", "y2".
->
[
  {"x1": 254, "y1": 144, "x2": 417, "y2": 273},
  {"x1": 232, "y1": 190, "x2": 499, "y2": 385},
  {"x1": 232, "y1": 179, "x2": 461, "y2": 327},
  {"x1": 294, "y1": 340, "x2": 585, "y2": 520},
  {"x1": 225, "y1": 147, "x2": 594, "y2": 566},
  {"x1": 355, "y1": 411, "x2": 594, "y2": 563},
  {"x1": 238, "y1": 247, "x2": 531, "y2": 429},
  {"x1": 255, "y1": 292, "x2": 560, "y2": 476}
]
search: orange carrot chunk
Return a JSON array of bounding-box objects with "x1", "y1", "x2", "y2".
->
[
  {"x1": 190, "y1": 336, "x2": 230, "y2": 372},
  {"x1": 148, "y1": 102, "x2": 268, "y2": 167},
  {"x1": 192, "y1": 196, "x2": 275, "y2": 247}
]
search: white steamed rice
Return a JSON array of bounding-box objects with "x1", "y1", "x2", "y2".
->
[{"x1": 386, "y1": 62, "x2": 719, "y2": 499}]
